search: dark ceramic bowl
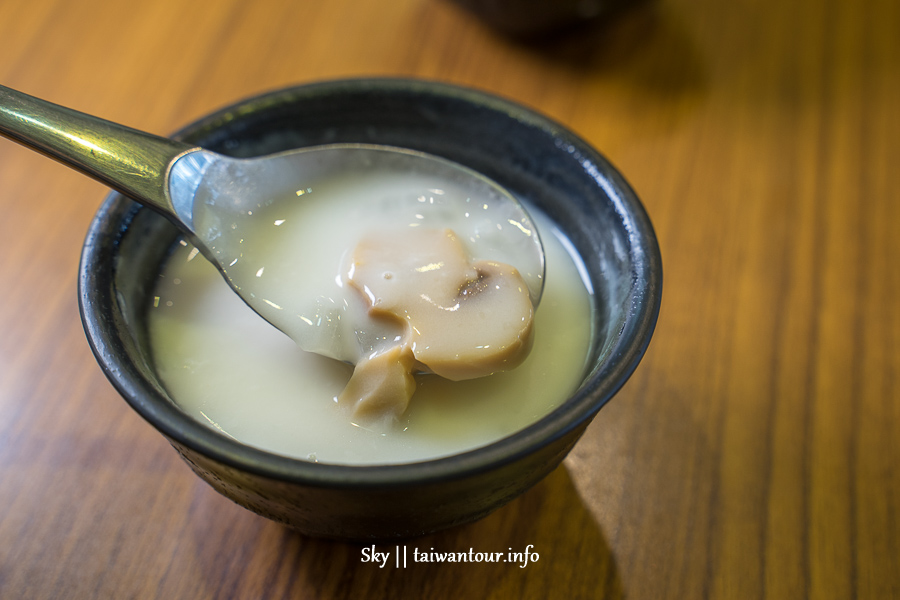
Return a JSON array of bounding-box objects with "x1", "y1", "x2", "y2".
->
[
  {"x1": 448, "y1": 0, "x2": 635, "y2": 38},
  {"x1": 78, "y1": 78, "x2": 661, "y2": 540}
]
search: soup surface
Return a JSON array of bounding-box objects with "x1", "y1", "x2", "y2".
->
[{"x1": 148, "y1": 197, "x2": 593, "y2": 465}]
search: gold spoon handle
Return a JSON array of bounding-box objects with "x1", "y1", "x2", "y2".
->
[{"x1": 0, "y1": 84, "x2": 195, "y2": 216}]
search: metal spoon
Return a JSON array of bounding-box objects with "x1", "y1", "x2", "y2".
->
[{"x1": 0, "y1": 85, "x2": 544, "y2": 362}]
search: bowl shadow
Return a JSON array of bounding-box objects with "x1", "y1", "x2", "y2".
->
[{"x1": 183, "y1": 464, "x2": 623, "y2": 599}]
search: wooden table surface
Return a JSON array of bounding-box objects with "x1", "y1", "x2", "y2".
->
[{"x1": 2, "y1": 0, "x2": 898, "y2": 597}]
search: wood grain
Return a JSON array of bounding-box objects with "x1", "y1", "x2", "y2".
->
[{"x1": 1, "y1": 0, "x2": 898, "y2": 597}]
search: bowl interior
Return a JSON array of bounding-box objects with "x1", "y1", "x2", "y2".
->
[{"x1": 79, "y1": 79, "x2": 661, "y2": 484}]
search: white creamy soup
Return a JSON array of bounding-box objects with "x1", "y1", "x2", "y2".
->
[{"x1": 148, "y1": 179, "x2": 593, "y2": 465}]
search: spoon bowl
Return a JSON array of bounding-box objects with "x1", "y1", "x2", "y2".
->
[{"x1": 179, "y1": 143, "x2": 544, "y2": 363}]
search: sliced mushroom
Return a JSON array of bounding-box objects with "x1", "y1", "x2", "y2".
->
[
  {"x1": 337, "y1": 227, "x2": 535, "y2": 426},
  {"x1": 337, "y1": 345, "x2": 417, "y2": 428}
]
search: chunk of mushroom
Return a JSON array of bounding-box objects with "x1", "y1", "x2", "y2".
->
[{"x1": 337, "y1": 227, "x2": 535, "y2": 426}]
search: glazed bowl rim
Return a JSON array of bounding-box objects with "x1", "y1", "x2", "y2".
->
[{"x1": 78, "y1": 77, "x2": 661, "y2": 489}]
